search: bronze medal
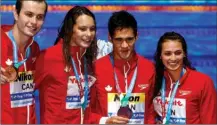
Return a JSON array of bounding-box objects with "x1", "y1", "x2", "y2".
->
[
  {"x1": 4, "y1": 66, "x2": 18, "y2": 82},
  {"x1": 4, "y1": 59, "x2": 18, "y2": 82},
  {"x1": 117, "y1": 105, "x2": 133, "y2": 119}
]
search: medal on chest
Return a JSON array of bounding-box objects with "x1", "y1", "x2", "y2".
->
[
  {"x1": 6, "y1": 30, "x2": 32, "y2": 82},
  {"x1": 109, "y1": 54, "x2": 138, "y2": 119},
  {"x1": 4, "y1": 59, "x2": 18, "y2": 82}
]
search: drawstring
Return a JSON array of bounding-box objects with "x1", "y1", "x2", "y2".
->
[
  {"x1": 77, "y1": 52, "x2": 84, "y2": 79},
  {"x1": 76, "y1": 48, "x2": 87, "y2": 124},
  {"x1": 123, "y1": 62, "x2": 130, "y2": 92},
  {"x1": 21, "y1": 54, "x2": 30, "y2": 124},
  {"x1": 76, "y1": 48, "x2": 87, "y2": 80},
  {"x1": 167, "y1": 75, "x2": 173, "y2": 102}
]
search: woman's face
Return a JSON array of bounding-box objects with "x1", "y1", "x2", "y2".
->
[
  {"x1": 161, "y1": 39, "x2": 185, "y2": 72},
  {"x1": 71, "y1": 14, "x2": 96, "y2": 48}
]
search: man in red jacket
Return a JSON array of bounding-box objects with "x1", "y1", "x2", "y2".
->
[
  {"x1": 0, "y1": 0, "x2": 47, "y2": 124},
  {"x1": 89, "y1": 10, "x2": 156, "y2": 124}
]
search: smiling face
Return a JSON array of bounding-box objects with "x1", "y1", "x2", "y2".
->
[
  {"x1": 13, "y1": 1, "x2": 46, "y2": 37},
  {"x1": 110, "y1": 27, "x2": 137, "y2": 60},
  {"x1": 70, "y1": 14, "x2": 96, "y2": 48},
  {"x1": 161, "y1": 39, "x2": 185, "y2": 72}
]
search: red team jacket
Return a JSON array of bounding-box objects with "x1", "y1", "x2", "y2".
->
[
  {"x1": 34, "y1": 39, "x2": 97, "y2": 124},
  {"x1": 90, "y1": 53, "x2": 156, "y2": 124},
  {"x1": 1, "y1": 25, "x2": 39, "y2": 124},
  {"x1": 153, "y1": 67, "x2": 217, "y2": 124}
]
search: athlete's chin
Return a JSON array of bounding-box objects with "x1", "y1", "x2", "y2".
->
[
  {"x1": 25, "y1": 28, "x2": 39, "y2": 37},
  {"x1": 80, "y1": 43, "x2": 91, "y2": 48},
  {"x1": 119, "y1": 53, "x2": 131, "y2": 60},
  {"x1": 24, "y1": 32, "x2": 35, "y2": 37},
  {"x1": 166, "y1": 65, "x2": 181, "y2": 71}
]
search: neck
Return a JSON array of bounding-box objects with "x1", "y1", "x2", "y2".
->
[
  {"x1": 70, "y1": 41, "x2": 77, "y2": 46},
  {"x1": 167, "y1": 67, "x2": 183, "y2": 83},
  {"x1": 12, "y1": 24, "x2": 31, "y2": 51},
  {"x1": 69, "y1": 43, "x2": 86, "y2": 58}
]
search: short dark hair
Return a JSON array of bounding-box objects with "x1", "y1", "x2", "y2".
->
[
  {"x1": 108, "y1": 10, "x2": 137, "y2": 38},
  {"x1": 15, "y1": 0, "x2": 48, "y2": 17}
]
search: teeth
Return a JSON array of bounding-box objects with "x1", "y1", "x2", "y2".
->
[
  {"x1": 169, "y1": 63, "x2": 177, "y2": 66},
  {"x1": 28, "y1": 27, "x2": 36, "y2": 31}
]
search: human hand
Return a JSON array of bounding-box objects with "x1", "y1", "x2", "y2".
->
[
  {"x1": 105, "y1": 116, "x2": 129, "y2": 124},
  {"x1": 156, "y1": 119, "x2": 162, "y2": 124},
  {"x1": 0, "y1": 67, "x2": 9, "y2": 84},
  {"x1": 1, "y1": 66, "x2": 17, "y2": 84}
]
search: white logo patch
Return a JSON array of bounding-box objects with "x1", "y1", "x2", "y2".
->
[
  {"x1": 32, "y1": 57, "x2": 36, "y2": 63},
  {"x1": 138, "y1": 84, "x2": 149, "y2": 90},
  {"x1": 6, "y1": 58, "x2": 13, "y2": 65},
  {"x1": 179, "y1": 90, "x2": 192, "y2": 96},
  {"x1": 105, "y1": 85, "x2": 112, "y2": 92}
]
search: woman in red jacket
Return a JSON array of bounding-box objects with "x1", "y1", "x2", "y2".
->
[
  {"x1": 34, "y1": 6, "x2": 98, "y2": 124},
  {"x1": 152, "y1": 31, "x2": 217, "y2": 124}
]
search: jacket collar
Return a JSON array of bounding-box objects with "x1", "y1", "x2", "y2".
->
[
  {"x1": 164, "y1": 67, "x2": 190, "y2": 86},
  {"x1": 111, "y1": 52, "x2": 138, "y2": 75},
  {"x1": 1, "y1": 25, "x2": 34, "y2": 52},
  {"x1": 57, "y1": 38, "x2": 86, "y2": 60}
]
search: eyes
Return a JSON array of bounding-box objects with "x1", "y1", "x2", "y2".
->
[
  {"x1": 113, "y1": 37, "x2": 135, "y2": 44},
  {"x1": 79, "y1": 26, "x2": 96, "y2": 32},
  {"x1": 163, "y1": 51, "x2": 183, "y2": 56},
  {"x1": 25, "y1": 12, "x2": 44, "y2": 21}
]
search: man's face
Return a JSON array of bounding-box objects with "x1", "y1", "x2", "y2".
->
[
  {"x1": 14, "y1": 1, "x2": 46, "y2": 37},
  {"x1": 110, "y1": 27, "x2": 137, "y2": 60}
]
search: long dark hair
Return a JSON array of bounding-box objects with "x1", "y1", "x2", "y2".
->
[
  {"x1": 54, "y1": 6, "x2": 97, "y2": 72},
  {"x1": 153, "y1": 31, "x2": 196, "y2": 98}
]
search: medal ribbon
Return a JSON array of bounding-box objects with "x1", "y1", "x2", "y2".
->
[
  {"x1": 8, "y1": 30, "x2": 31, "y2": 69},
  {"x1": 161, "y1": 68, "x2": 184, "y2": 124},
  {"x1": 71, "y1": 57, "x2": 89, "y2": 111},
  {"x1": 109, "y1": 54, "x2": 137, "y2": 107}
]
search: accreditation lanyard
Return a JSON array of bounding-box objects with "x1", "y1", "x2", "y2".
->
[
  {"x1": 161, "y1": 68, "x2": 184, "y2": 124},
  {"x1": 71, "y1": 57, "x2": 89, "y2": 111},
  {"x1": 109, "y1": 54, "x2": 137, "y2": 107},
  {"x1": 8, "y1": 30, "x2": 31, "y2": 69}
]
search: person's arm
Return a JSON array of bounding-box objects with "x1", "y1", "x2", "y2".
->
[
  {"x1": 0, "y1": 38, "x2": 10, "y2": 84},
  {"x1": 146, "y1": 73, "x2": 157, "y2": 124},
  {"x1": 33, "y1": 51, "x2": 47, "y2": 90},
  {"x1": 84, "y1": 77, "x2": 129, "y2": 124},
  {"x1": 199, "y1": 76, "x2": 217, "y2": 124},
  {"x1": 96, "y1": 39, "x2": 113, "y2": 59},
  {"x1": 83, "y1": 84, "x2": 102, "y2": 124},
  {"x1": 0, "y1": 67, "x2": 9, "y2": 84}
]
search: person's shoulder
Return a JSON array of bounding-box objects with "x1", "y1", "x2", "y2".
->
[
  {"x1": 1, "y1": 25, "x2": 12, "y2": 42},
  {"x1": 95, "y1": 54, "x2": 110, "y2": 65},
  {"x1": 188, "y1": 69, "x2": 214, "y2": 88},
  {"x1": 94, "y1": 54, "x2": 112, "y2": 72},
  {"x1": 137, "y1": 54, "x2": 154, "y2": 68},
  {"x1": 190, "y1": 69, "x2": 213, "y2": 82},
  {"x1": 31, "y1": 41, "x2": 40, "y2": 50},
  {"x1": 1, "y1": 25, "x2": 12, "y2": 32},
  {"x1": 188, "y1": 69, "x2": 216, "y2": 94},
  {"x1": 38, "y1": 44, "x2": 62, "y2": 61},
  {"x1": 43, "y1": 43, "x2": 61, "y2": 53}
]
